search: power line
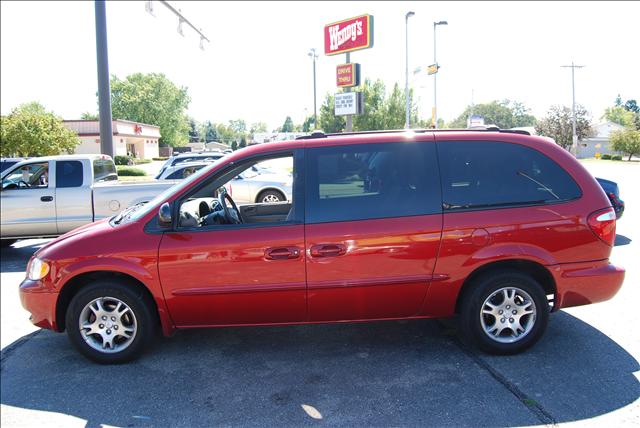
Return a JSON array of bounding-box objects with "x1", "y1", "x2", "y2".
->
[{"x1": 146, "y1": 1, "x2": 210, "y2": 50}]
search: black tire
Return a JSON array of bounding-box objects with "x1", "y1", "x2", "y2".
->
[
  {"x1": 1, "y1": 239, "x2": 17, "y2": 248},
  {"x1": 66, "y1": 279, "x2": 156, "y2": 364},
  {"x1": 257, "y1": 189, "x2": 285, "y2": 204},
  {"x1": 460, "y1": 270, "x2": 549, "y2": 355}
]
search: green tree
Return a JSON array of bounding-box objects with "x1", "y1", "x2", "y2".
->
[
  {"x1": 109, "y1": 73, "x2": 190, "y2": 147},
  {"x1": 199, "y1": 120, "x2": 218, "y2": 142},
  {"x1": 610, "y1": 128, "x2": 640, "y2": 160},
  {"x1": 604, "y1": 106, "x2": 636, "y2": 128},
  {"x1": 318, "y1": 79, "x2": 421, "y2": 133},
  {"x1": 301, "y1": 115, "x2": 316, "y2": 132},
  {"x1": 239, "y1": 137, "x2": 246, "y2": 148},
  {"x1": 624, "y1": 99, "x2": 639, "y2": 113},
  {"x1": 535, "y1": 105, "x2": 593, "y2": 149},
  {"x1": 1, "y1": 102, "x2": 80, "y2": 157},
  {"x1": 231, "y1": 141, "x2": 238, "y2": 151},
  {"x1": 80, "y1": 111, "x2": 99, "y2": 120},
  {"x1": 216, "y1": 123, "x2": 236, "y2": 144},
  {"x1": 188, "y1": 117, "x2": 200, "y2": 143},
  {"x1": 228, "y1": 119, "x2": 247, "y2": 136},
  {"x1": 318, "y1": 93, "x2": 345, "y2": 133},
  {"x1": 448, "y1": 100, "x2": 536, "y2": 129},
  {"x1": 249, "y1": 122, "x2": 268, "y2": 134},
  {"x1": 280, "y1": 116, "x2": 294, "y2": 132}
]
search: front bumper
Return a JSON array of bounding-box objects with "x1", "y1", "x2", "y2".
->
[
  {"x1": 19, "y1": 279, "x2": 59, "y2": 331},
  {"x1": 551, "y1": 260, "x2": 625, "y2": 310}
]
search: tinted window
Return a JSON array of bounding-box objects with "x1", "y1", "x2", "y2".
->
[
  {"x1": 306, "y1": 142, "x2": 441, "y2": 223},
  {"x1": 1, "y1": 161, "x2": 19, "y2": 173},
  {"x1": 437, "y1": 141, "x2": 581, "y2": 210},
  {"x1": 56, "y1": 160, "x2": 83, "y2": 188},
  {"x1": 93, "y1": 159, "x2": 117, "y2": 182}
]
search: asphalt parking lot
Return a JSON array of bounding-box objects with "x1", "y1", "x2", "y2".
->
[{"x1": 1, "y1": 160, "x2": 638, "y2": 427}]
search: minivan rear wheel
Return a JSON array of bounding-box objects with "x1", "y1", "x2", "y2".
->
[
  {"x1": 460, "y1": 270, "x2": 549, "y2": 355},
  {"x1": 66, "y1": 280, "x2": 155, "y2": 364}
]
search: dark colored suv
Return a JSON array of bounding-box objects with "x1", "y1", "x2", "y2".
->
[{"x1": 20, "y1": 130, "x2": 624, "y2": 363}]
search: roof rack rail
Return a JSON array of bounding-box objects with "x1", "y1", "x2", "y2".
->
[{"x1": 295, "y1": 127, "x2": 531, "y2": 140}]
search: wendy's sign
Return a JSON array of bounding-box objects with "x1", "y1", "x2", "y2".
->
[{"x1": 324, "y1": 14, "x2": 374, "y2": 56}]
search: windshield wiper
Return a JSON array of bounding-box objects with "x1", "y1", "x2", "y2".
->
[
  {"x1": 112, "y1": 202, "x2": 147, "y2": 224},
  {"x1": 517, "y1": 171, "x2": 559, "y2": 200}
]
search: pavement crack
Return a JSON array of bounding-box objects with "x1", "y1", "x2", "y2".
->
[
  {"x1": 440, "y1": 321, "x2": 558, "y2": 426},
  {"x1": 1, "y1": 329, "x2": 42, "y2": 371}
]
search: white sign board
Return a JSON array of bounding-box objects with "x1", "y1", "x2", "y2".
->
[{"x1": 334, "y1": 92, "x2": 358, "y2": 116}]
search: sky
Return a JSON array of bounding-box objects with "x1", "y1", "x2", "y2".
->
[{"x1": 1, "y1": 1, "x2": 639, "y2": 131}]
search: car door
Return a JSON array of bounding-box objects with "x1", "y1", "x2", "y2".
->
[
  {"x1": 55, "y1": 159, "x2": 93, "y2": 234},
  {"x1": 304, "y1": 140, "x2": 443, "y2": 321},
  {"x1": 1, "y1": 160, "x2": 57, "y2": 238},
  {"x1": 158, "y1": 150, "x2": 307, "y2": 326}
]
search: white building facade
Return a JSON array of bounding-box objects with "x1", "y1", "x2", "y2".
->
[
  {"x1": 64, "y1": 120, "x2": 161, "y2": 159},
  {"x1": 577, "y1": 121, "x2": 625, "y2": 159}
]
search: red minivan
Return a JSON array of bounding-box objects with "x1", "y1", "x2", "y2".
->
[{"x1": 19, "y1": 130, "x2": 625, "y2": 363}]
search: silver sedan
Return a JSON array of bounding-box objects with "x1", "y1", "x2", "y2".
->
[{"x1": 225, "y1": 168, "x2": 292, "y2": 204}]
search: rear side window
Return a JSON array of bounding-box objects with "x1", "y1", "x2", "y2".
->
[
  {"x1": 56, "y1": 160, "x2": 83, "y2": 188},
  {"x1": 166, "y1": 165, "x2": 204, "y2": 180},
  {"x1": 437, "y1": 141, "x2": 581, "y2": 210},
  {"x1": 93, "y1": 159, "x2": 117, "y2": 182},
  {"x1": 306, "y1": 142, "x2": 441, "y2": 223}
]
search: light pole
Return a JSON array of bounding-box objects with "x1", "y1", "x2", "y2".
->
[
  {"x1": 308, "y1": 48, "x2": 319, "y2": 128},
  {"x1": 405, "y1": 11, "x2": 415, "y2": 129},
  {"x1": 95, "y1": 1, "x2": 114, "y2": 158},
  {"x1": 561, "y1": 61, "x2": 585, "y2": 156},
  {"x1": 433, "y1": 20, "x2": 447, "y2": 129}
]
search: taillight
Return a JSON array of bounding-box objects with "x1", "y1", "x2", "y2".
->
[{"x1": 588, "y1": 207, "x2": 616, "y2": 246}]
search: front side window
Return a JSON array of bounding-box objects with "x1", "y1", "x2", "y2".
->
[
  {"x1": 305, "y1": 142, "x2": 441, "y2": 223},
  {"x1": 56, "y1": 160, "x2": 84, "y2": 188},
  {"x1": 1, "y1": 162, "x2": 49, "y2": 190},
  {"x1": 437, "y1": 141, "x2": 581, "y2": 210},
  {"x1": 175, "y1": 153, "x2": 297, "y2": 229}
]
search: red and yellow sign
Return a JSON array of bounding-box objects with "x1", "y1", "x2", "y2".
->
[
  {"x1": 336, "y1": 63, "x2": 361, "y2": 87},
  {"x1": 324, "y1": 14, "x2": 374, "y2": 56}
]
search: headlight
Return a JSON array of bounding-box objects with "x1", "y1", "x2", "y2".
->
[{"x1": 27, "y1": 257, "x2": 50, "y2": 281}]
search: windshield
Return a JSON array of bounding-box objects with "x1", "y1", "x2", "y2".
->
[{"x1": 114, "y1": 158, "x2": 223, "y2": 225}]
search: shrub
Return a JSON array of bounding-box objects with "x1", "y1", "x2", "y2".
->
[
  {"x1": 114, "y1": 155, "x2": 131, "y2": 165},
  {"x1": 601, "y1": 154, "x2": 612, "y2": 160},
  {"x1": 611, "y1": 155, "x2": 623, "y2": 161},
  {"x1": 152, "y1": 157, "x2": 169, "y2": 161},
  {"x1": 116, "y1": 166, "x2": 146, "y2": 176},
  {"x1": 134, "y1": 158, "x2": 152, "y2": 164}
]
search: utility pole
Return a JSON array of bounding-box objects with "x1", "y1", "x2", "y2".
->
[
  {"x1": 345, "y1": 52, "x2": 353, "y2": 132},
  {"x1": 405, "y1": 11, "x2": 415, "y2": 129},
  {"x1": 308, "y1": 48, "x2": 318, "y2": 128},
  {"x1": 95, "y1": 0, "x2": 114, "y2": 158},
  {"x1": 561, "y1": 61, "x2": 585, "y2": 156},
  {"x1": 433, "y1": 20, "x2": 447, "y2": 129}
]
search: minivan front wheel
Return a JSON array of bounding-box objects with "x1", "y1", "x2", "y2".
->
[
  {"x1": 66, "y1": 280, "x2": 155, "y2": 364},
  {"x1": 460, "y1": 271, "x2": 549, "y2": 355}
]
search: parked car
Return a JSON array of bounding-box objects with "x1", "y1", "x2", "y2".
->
[
  {"x1": 157, "y1": 162, "x2": 291, "y2": 204},
  {"x1": 1, "y1": 155, "x2": 175, "y2": 245},
  {"x1": 595, "y1": 177, "x2": 624, "y2": 219},
  {"x1": 225, "y1": 166, "x2": 292, "y2": 204},
  {"x1": 19, "y1": 130, "x2": 624, "y2": 363},
  {"x1": 155, "y1": 161, "x2": 209, "y2": 180},
  {"x1": 157, "y1": 152, "x2": 225, "y2": 177}
]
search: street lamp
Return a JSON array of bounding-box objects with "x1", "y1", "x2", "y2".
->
[
  {"x1": 433, "y1": 20, "x2": 447, "y2": 129},
  {"x1": 308, "y1": 48, "x2": 319, "y2": 128},
  {"x1": 405, "y1": 11, "x2": 415, "y2": 129}
]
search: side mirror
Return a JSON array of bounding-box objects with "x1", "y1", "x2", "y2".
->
[{"x1": 158, "y1": 202, "x2": 172, "y2": 228}]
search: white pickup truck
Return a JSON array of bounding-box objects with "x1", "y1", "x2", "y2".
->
[{"x1": 1, "y1": 154, "x2": 174, "y2": 245}]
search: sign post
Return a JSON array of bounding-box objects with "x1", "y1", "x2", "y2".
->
[{"x1": 324, "y1": 14, "x2": 374, "y2": 132}]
